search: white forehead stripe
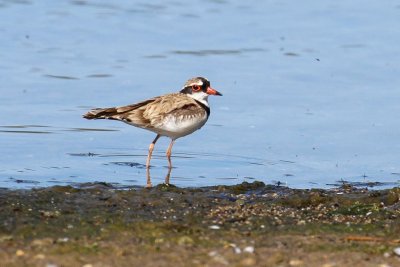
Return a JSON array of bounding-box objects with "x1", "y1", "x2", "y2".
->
[
  {"x1": 182, "y1": 80, "x2": 203, "y2": 89},
  {"x1": 192, "y1": 80, "x2": 203, "y2": 86},
  {"x1": 182, "y1": 77, "x2": 209, "y2": 89}
]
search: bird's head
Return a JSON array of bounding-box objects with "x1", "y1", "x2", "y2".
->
[{"x1": 180, "y1": 77, "x2": 222, "y2": 105}]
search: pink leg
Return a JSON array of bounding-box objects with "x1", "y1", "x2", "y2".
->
[
  {"x1": 164, "y1": 167, "x2": 172, "y2": 185},
  {"x1": 146, "y1": 134, "x2": 160, "y2": 187},
  {"x1": 165, "y1": 139, "x2": 175, "y2": 185}
]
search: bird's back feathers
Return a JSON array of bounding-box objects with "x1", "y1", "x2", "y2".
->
[{"x1": 83, "y1": 93, "x2": 209, "y2": 132}]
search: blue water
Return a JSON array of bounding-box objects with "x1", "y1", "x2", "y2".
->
[{"x1": 1, "y1": 0, "x2": 400, "y2": 189}]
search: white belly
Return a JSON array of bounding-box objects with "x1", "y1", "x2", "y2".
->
[{"x1": 155, "y1": 114, "x2": 208, "y2": 140}]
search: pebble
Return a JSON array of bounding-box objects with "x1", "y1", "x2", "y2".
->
[
  {"x1": 209, "y1": 225, "x2": 220, "y2": 230},
  {"x1": 394, "y1": 247, "x2": 400, "y2": 256},
  {"x1": 228, "y1": 243, "x2": 241, "y2": 254},
  {"x1": 34, "y1": 254, "x2": 45, "y2": 260},
  {"x1": 57, "y1": 237, "x2": 69, "y2": 243},
  {"x1": 233, "y1": 247, "x2": 242, "y2": 254},
  {"x1": 32, "y1": 238, "x2": 53, "y2": 247},
  {"x1": 297, "y1": 220, "x2": 306, "y2": 225},
  {"x1": 15, "y1": 249, "x2": 24, "y2": 256},
  {"x1": 243, "y1": 246, "x2": 255, "y2": 253},
  {"x1": 289, "y1": 259, "x2": 304, "y2": 266},
  {"x1": 240, "y1": 257, "x2": 256, "y2": 266},
  {"x1": 208, "y1": 251, "x2": 229, "y2": 265},
  {"x1": 208, "y1": 251, "x2": 218, "y2": 257}
]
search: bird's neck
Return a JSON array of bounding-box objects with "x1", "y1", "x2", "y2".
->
[{"x1": 187, "y1": 92, "x2": 210, "y2": 107}]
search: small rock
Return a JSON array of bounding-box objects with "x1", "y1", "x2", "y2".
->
[
  {"x1": 15, "y1": 249, "x2": 24, "y2": 256},
  {"x1": 34, "y1": 254, "x2": 45, "y2": 260},
  {"x1": 233, "y1": 247, "x2": 241, "y2": 254},
  {"x1": 394, "y1": 247, "x2": 400, "y2": 256},
  {"x1": 32, "y1": 238, "x2": 54, "y2": 247},
  {"x1": 209, "y1": 225, "x2": 220, "y2": 230},
  {"x1": 234, "y1": 247, "x2": 242, "y2": 254},
  {"x1": 240, "y1": 257, "x2": 256, "y2": 266},
  {"x1": 228, "y1": 243, "x2": 241, "y2": 254},
  {"x1": 243, "y1": 246, "x2": 255, "y2": 253},
  {"x1": 289, "y1": 259, "x2": 304, "y2": 266},
  {"x1": 57, "y1": 237, "x2": 69, "y2": 243},
  {"x1": 208, "y1": 251, "x2": 229, "y2": 265},
  {"x1": 40, "y1": 210, "x2": 60, "y2": 218},
  {"x1": 208, "y1": 251, "x2": 218, "y2": 257}
]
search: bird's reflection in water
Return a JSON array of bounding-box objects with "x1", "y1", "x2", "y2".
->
[{"x1": 146, "y1": 165, "x2": 172, "y2": 188}]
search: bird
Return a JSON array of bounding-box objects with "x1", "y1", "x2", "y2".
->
[{"x1": 83, "y1": 77, "x2": 222, "y2": 186}]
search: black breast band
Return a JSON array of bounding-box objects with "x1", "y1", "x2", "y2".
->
[{"x1": 194, "y1": 99, "x2": 210, "y2": 118}]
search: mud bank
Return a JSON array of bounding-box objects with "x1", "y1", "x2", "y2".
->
[{"x1": 0, "y1": 181, "x2": 399, "y2": 266}]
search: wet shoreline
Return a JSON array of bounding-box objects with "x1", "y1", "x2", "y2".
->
[{"x1": 1, "y1": 181, "x2": 399, "y2": 266}]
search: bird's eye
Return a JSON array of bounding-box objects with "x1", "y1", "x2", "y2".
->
[{"x1": 192, "y1": 85, "x2": 201, "y2": 92}]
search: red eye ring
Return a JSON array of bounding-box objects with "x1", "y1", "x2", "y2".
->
[{"x1": 192, "y1": 85, "x2": 201, "y2": 92}]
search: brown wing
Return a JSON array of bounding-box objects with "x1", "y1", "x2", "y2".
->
[
  {"x1": 83, "y1": 93, "x2": 205, "y2": 129},
  {"x1": 165, "y1": 101, "x2": 207, "y2": 118},
  {"x1": 128, "y1": 93, "x2": 206, "y2": 128},
  {"x1": 82, "y1": 98, "x2": 156, "y2": 123}
]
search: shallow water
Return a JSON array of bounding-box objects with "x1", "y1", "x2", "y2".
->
[{"x1": 1, "y1": 0, "x2": 400, "y2": 189}]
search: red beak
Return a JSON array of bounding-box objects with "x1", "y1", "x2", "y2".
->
[{"x1": 206, "y1": 87, "x2": 223, "y2": 96}]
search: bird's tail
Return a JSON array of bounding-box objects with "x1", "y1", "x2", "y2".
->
[{"x1": 83, "y1": 108, "x2": 118, "y2": 120}]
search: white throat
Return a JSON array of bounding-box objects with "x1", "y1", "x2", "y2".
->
[{"x1": 188, "y1": 91, "x2": 209, "y2": 107}]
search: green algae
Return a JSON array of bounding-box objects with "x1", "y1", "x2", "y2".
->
[
  {"x1": 0, "y1": 182, "x2": 399, "y2": 266},
  {"x1": 217, "y1": 181, "x2": 266, "y2": 194}
]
